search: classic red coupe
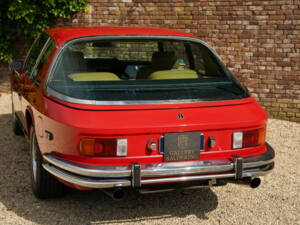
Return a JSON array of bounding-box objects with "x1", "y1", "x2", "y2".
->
[{"x1": 10, "y1": 26, "x2": 274, "y2": 199}]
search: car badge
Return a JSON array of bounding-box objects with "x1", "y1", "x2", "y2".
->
[{"x1": 178, "y1": 113, "x2": 184, "y2": 119}]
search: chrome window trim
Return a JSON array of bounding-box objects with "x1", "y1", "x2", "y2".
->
[
  {"x1": 29, "y1": 37, "x2": 51, "y2": 81},
  {"x1": 47, "y1": 86, "x2": 209, "y2": 105},
  {"x1": 23, "y1": 34, "x2": 41, "y2": 71},
  {"x1": 45, "y1": 35, "x2": 231, "y2": 106}
]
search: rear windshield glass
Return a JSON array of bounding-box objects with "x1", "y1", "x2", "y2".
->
[{"x1": 47, "y1": 38, "x2": 247, "y2": 102}]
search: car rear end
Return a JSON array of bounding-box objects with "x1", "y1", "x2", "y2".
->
[{"x1": 38, "y1": 30, "x2": 274, "y2": 197}]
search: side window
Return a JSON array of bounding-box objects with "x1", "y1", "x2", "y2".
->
[
  {"x1": 24, "y1": 33, "x2": 49, "y2": 78},
  {"x1": 31, "y1": 39, "x2": 56, "y2": 80}
]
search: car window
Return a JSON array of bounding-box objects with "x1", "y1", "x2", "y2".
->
[
  {"x1": 163, "y1": 41, "x2": 190, "y2": 69},
  {"x1": 47, "y1": 38, "x2": 247, "y2": 102},
  {"x1": 24, "y1": 33, "x2": 49, "y2": 78},
  {"x1": 31, "y1": 39, "x2": 56, "y2": 81},
  {"x1": 190, "y1": 43, "x2": 224, "y2": 77},
  {"x1": 70, "y1": 40, "x2": 158, "y2": 61}
]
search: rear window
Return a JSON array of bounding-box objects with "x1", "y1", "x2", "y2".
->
[{"x1": 47, "y1": 38, "x2": 247, "y2": 103}]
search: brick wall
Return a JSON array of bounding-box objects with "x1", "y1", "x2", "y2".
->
[{"x1": 1, "y1": 0, "x2": 300, "y2": 122}]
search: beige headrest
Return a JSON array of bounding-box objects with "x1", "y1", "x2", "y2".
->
[{"x1": 151, "y1": 51, "x2": 176, "y2": 70}]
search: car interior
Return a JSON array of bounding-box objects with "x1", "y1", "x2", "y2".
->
[{"x1": 50, "y1": 39, "x2": 223, "y2": 84}]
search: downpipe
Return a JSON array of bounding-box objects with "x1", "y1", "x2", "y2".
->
[{"x1": 101, "y1": 188, "x2": 125, "y2": 200}]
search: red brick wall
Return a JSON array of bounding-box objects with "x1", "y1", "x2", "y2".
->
[{"x1": 1, "y1": 0, "x2": 300, "y2": 122}]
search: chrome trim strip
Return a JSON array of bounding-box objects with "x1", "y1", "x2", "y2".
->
[
  {"x1": 29, "y1": 37, "x2": 51, "y2": 81},
  {"x1": 43, "y1": 154, "x2": 131, "y2": 177},
  {"x1": 43, "y1": 164, "x2": 131, "y2": 188},
  {"x1": 23, "y1": 34, "x2": 41, "y2": 69},
  {"x1": 47, "y1": 87, "x2": 210, "y2": 105},
  {"x1": 44, "y1": 35, "x2": 232, "y2": 105}
]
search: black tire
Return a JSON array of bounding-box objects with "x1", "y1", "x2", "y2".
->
[
  {"x1": 30, "y1": 125, "x2": 65, "y2": 199},
  {"x1": 12, "y1": 104, "x2": 23, "y2": 136}
]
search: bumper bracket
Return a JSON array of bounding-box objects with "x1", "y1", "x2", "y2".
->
[
  {"x1": 131, "y1": 162, "x2": 141, "y2": 188},
  {"x1": 233, "y1": 155, "x2": 243, "y2": 179}
]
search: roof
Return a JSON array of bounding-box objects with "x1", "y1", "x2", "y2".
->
[{"x1": 44, "y1": 26, "x2": 197, "y2": 46}]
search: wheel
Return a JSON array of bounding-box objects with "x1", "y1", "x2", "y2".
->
[
  {"x1": 30, "y1": 125, "x2": 65, "y2": 199},
  {"x1": 12, "y1": 104, "x2": 23, "y2": 136}
]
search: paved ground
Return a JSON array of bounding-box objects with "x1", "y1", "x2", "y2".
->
[
  {"x1": 0, "y1": 93, "x2": 299, "y2": 225},
  {"x1": 0, "y1": 76, "x2": 10, "y2": 93}
]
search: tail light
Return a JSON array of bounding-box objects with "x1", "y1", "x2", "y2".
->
[
  {"x1": 79, "y1": 138, "x2": 127, "y2": 157},
  {"x1": 232, "y1": 128, "x2": 266, "y2": 149}
]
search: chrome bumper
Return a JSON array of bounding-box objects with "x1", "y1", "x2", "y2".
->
[{"x1": 42, "y1": 143, "x2": 275, "y2": 189}]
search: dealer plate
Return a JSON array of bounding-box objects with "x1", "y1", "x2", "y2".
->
[{"x1": 163, "y1": 132, "x2": 201, "y2": 162}]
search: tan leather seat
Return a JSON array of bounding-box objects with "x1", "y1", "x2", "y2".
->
[
  {"x1": 68, "y1": 72, "x2": 120, "y2": 81},
  {"x1": 148, "y1": 69, "x2": 198, "y2": 80},
  {"x1": 137, "y1": 51, "x2": 177, "y2": 79}
]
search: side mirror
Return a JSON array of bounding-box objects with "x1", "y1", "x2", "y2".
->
[{"x1": 10, "y1": 61, "x2": 23, "y2": 71}]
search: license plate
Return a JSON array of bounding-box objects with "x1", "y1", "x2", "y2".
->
[{"x1": 162, "y1": 132, "x2": 203, "y2": 162}]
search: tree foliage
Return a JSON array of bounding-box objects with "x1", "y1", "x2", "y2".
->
[{"x1": 0, "y1": 0, "x2": 88, "y2": 62}]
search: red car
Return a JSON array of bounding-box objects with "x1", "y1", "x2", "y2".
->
[{"x1": 10, "y1": 26, "x2": 274, "y2": 199}]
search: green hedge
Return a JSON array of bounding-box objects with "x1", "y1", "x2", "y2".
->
[{"x1": 0, "y1": 0, "x2": 88, "y2": 63}]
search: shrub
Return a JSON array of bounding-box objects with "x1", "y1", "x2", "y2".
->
[{"x1": 0, "y1": 0, "x2": 88, "y2": 63}]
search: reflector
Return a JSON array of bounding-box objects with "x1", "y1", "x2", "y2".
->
[
  {"x1": 233, "y1": 132, "x2": 243, "y2": 149},
  {"x1": 117, "y1": 139, "x2": 127, "y2": 156},
  {"x1": 79, "y1": 138, "x2": 95, "y2": 156}
]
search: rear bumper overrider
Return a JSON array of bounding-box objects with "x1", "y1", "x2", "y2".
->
[{"x1": 42, "y1": 143, "x2": 275, "y2": 189}]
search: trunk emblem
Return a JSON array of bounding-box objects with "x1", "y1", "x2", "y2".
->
[{"x1": 178, "y1": 113, "x2": 184, "y2": 119}]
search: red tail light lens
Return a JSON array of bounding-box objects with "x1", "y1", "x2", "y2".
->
[
  {"x1": 243, "y1": 130, "x2": 259, "y2": 148},
  {"x1": 232, "y1": 128, "x2": 266, "y2": 149},
  {"x1": 79, "y1": 138, "x2": 127, "y2": 157},
  {"x1": 95, "y1": 140, "x2": 117, "y2": 156}
]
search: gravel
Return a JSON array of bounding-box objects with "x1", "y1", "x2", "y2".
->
[{"x1": 0, "y1": 93, "x2": 299, "y2": 225}]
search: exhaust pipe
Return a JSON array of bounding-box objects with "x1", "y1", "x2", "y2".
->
[
  {"x1": 101, "y1": 188, "x2": 125, "y2": 200},
  {"x1": 241, "y1": 177, "x2": 261, "y2": 189}
]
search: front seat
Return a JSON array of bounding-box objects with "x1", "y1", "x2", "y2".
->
[
  {"x1": 53, "y1": 50, "x2": 88, "y2": 81},
  {"x1": 63, "y1": 50, "x2": 88, "y2": 74},
  {"x1": 137, "y1": 51, "x2": 176, "y2": 79}
]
